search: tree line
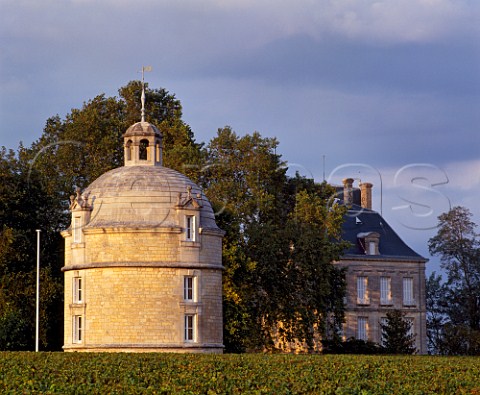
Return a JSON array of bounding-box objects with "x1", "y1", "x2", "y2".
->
[{"x1": 0, "y1": 82, "x2": 478, "y2": 354}]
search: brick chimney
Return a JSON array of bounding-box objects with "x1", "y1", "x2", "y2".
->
[
  {"x1": 342, "y1": 178, "x2": 354, "y2": 207},
  {"x1": 360, "y1": 182, "x2": 373, "y2": 210}
]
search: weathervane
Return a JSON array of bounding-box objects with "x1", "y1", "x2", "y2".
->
[{"x1": 140, "y1": 65, "x2": 152, "y2": 122}]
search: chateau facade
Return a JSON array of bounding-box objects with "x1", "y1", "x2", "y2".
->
[
  {"x1": 336, "y1": 178, "x2": 428, "y2": 354},
  {"x1": 61, "y1": 120, "x2": 224, "y2": 353}
]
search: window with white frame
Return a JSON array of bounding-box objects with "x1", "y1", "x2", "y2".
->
[
  {"x1": 184, "y1": 314, "x2": 196, "y2": 342},
  {"x1": 380, "y1": 276, "x2": 392, "y2": 305},
  {"x1": 185, "y1": 215, "x2": 195, "y2": 241},
  {"x1": 357, "y1": 317, "x2": 368, "y2": 341},
  {"x1": 73, "y1": 277, "x2": 83, "y2": 303},
  {"x1": 368, "y1": 241, "x2": 376, "y2": 255},
  {"x1": 184, "y1": 276, "x2": 194, "y2": 301},
  {"x1": 73, "y1": 216, "x2": 82, "y2": 243},
  {"x1": 73, "y1": 315, "x2": 83, "y2": 343},
  {"x1": 357, "y1": 276, "x2": 369, "y2": 305},
  {"x1": 403, "y1": 277, "x2": 415, "y2": 305}
]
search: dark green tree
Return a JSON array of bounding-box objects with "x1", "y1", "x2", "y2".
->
[
  {"x1": 0, "y1": 310, "x2": 31, "y2": 351},
  {"x1": 428, "y1": 206, "x2": 480, "y2": 354},
  {"x1": 201, "y1": 129, "x2": 349, "y2": 351},
  {"x1": 201, "y1": 127, "x2": 288, "y2": 352},
  {"x1": 0, "y1": 148, "x2": 64, "y2": 350},
  {"x1": 202, "y1": 127, "x2": 286, "y2": 235},
  {"x1": 380, "y1": 309, "x2": 417, "y2": 354},
  {"x1": 425, "y1": 272, "x2": 449, "y2": 354}
]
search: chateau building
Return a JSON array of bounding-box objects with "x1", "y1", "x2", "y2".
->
[
  {"x1": 61, "y1": 115, "x2": 224, "y2": 352},
  {"x1": 336, "y1": 178, "x2": 428, "y2": 354}
]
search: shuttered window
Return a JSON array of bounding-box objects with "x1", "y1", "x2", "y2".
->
[
  {"x1": 357, "y1": 317, "x2": 368, "y2": 341},
  {"x1": 403, "y1": 277, "x2": 415, "y2": 305},
  {"x1": 357, "y1": 276, "x2": 369, "y2": 305},
  {"x1": 380, "y1": 276, "x2": 392, "y2": 305}
]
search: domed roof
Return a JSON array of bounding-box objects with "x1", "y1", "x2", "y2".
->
[
  {"x1": 123, "y1": 121, "x2": 162, "y2": 138},
  {"x1": 82, "y1": 165, "x2": 219, "y2": 231}
]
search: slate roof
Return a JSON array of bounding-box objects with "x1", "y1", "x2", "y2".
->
[{"x1": 340, "y1": 203, "x2": 427, "y2": 262}]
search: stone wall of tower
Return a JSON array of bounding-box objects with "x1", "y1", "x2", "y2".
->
[
  {"x1": 64, "y1": 267, "x2": 223, "y2": 352},
  {"x1": 63, "y1": 229, "x2": 223, "y2": 268},
  {"x1": 62, "y1": 227, "x2": 224, "y2": 353}
]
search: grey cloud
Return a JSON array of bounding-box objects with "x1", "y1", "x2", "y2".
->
[{"x1": 194, "y1": 34, "x2": 480, "y2": 97}]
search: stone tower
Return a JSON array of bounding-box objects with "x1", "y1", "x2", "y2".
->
[{"x1": 61, "y1": 112, "x2": 224, "y2": 352}]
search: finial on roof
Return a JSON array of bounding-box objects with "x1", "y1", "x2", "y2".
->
[{"x1": 140, "y1": 65, "x2": 152, "y2": 123}]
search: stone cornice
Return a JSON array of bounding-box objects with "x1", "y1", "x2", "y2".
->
[
  {"x1": 337, "y1": 255, "x2": 428, "y2": 264},
  {"x1": 62, "y1": 261, "x2": 224, "y2": 272}
]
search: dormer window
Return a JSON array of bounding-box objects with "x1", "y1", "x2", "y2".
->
[
  {"x1": 139, "y1": 139, "x2": 149, "y2": 160},
  {"x1": 357, "y1": 232, "x2": 380, "y2": 255}
]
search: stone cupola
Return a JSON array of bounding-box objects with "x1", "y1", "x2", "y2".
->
[{"x1": 123, "y1": 121, "x2": 163, "y2": 167}]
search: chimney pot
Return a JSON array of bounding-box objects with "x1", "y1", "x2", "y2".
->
[
  {"x1": 360, "y1": 182, "x2": 373, "y2": 210},
  {"x1": 342, "y1": 178, "x2": 354, "y2": 207}
]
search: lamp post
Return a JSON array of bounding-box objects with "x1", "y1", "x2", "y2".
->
[{"x1": 35, "y1": 229, "x2": 41, "y2": 352}]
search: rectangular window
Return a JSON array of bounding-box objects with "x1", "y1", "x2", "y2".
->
[
  {"x1": 73, "y1": 216, "x2": 82, "y2": 243},
  {"x1": 406, "y1": 318, "x2": 414, "y2": 337},
  {"x1": 73, "y1": 315, "x2": 83, "y2": 343},
  {"x1": 380, "y1": 276, "x2": 392, "y2": 305},
  {"x1": 184, "y1": 276, "x2": 194, "y2": 301},
  {"x1": 403, "y1": 277, "x2": 415, "y2": 305},
  {"x1": 185, "y1": 215, "x2": 195, "y2": 241},
  {"x1": 380, "y1": 317, "x2": 388, "y2": 345},
  {"x1": 357, "y1": 317, "x2": 368, "y2": 341},
  {"x1": 184, "y1": 314, "x2": 196, "y2": 342},
  {"x1": 357, "y1": 276, "x2": 369, "y2": 305},
  {"x1": 368, "y1": 241, "x2": 376, "y2": 255},
  {"x1": 73, "y1": 277, "x2": 83, "y2": 303}
]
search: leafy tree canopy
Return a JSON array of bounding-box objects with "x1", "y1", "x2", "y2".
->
[{"x1": 427, "y1": 206, "x2": 480, "y2": 355}]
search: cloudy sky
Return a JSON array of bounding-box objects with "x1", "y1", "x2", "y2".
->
[{"x1": 1, "y1": 0, "x2": 479, "y2": 273}]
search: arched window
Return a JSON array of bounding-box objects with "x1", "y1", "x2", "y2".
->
[
  {"x1": 139, "y1": 139, "x2": 149, "y2": 160},
  {"x1": 126, "y1": 140, "x2": 133, "y2": 161}
]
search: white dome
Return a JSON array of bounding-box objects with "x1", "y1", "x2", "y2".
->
[{"x1": 82, "y1": 165, "x2": 219, "y2": 231}]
